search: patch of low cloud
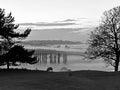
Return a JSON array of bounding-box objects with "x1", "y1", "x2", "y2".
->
[
  {"x1": 30, "y1": 27, "x2": 96, "y2": 36},
  {"x1": 26, "y1": 27, "x2": 91, "y2": 42},
  {"x1": 71, "y1": 27, "x2": 96, "y2": 33},
  {"x1": 18, "y1": 24, "x2": 96, "y2": 35},
  {"x1": 60, "y1": 19, "x2": 78, "y2": 22},
  {"x1": 57, "y1": 18, "x2": 87, "y2": 23},
  {"x1": 30, "y1": 28, "x2": 82, "y2": 31},
  {"x1": 19, "y1": 22, "x2": 76, "y2": 27},
  {"x1": 18, "y1": 18, "x2": 99, "y2": 35}
]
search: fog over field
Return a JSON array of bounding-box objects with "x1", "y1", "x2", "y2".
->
[{"x1": 12, "y1": 42, "x2": 113, "y2": 72}]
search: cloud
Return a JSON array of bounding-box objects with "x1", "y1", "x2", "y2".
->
[
  {"x1": 26, "y1": 27, "x2": 93, "y2": 42},
  {"x1": 71, "y1": 27, "x2": 95, "y2": 33},
  {"x1": 19, "y1": 18, "x2": 99, "y2": 29},
  {"x1": 19, "y1": 25, "x2": 95, "y2": 32},
  {"x1": 59, "y1": 18, "x2": 88, "y2": 22},
  {"x1": 18, "y1": 18, "x2": 98, "y2": 36},
  {"x1": 19, "y1": 22, "x2": 76, "y2": 27},
  {"x1": 61, "y1": 19, "x2": 78, "y2": 22},
  {"x1": 30, "y1": 27, "x2": 96, "y2": 35},
  {"x1": 31, "y1": 27, "x2": 85, "y2": 31}
]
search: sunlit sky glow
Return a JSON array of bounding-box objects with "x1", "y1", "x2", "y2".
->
[{"x1": 0, "y1": 0, "x2": 120, "y2": 41}]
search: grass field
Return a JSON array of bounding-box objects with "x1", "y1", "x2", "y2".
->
[{"x1": 0, "y1": 69, "x2": 120, "y2": 90}]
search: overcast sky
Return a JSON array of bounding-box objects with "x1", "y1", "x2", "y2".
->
[
  {"x1": 0, "y1": 0, "x2": 120, "y2": 41},
  {"x1": 0, "y1": 0, "x2": 119, "y2": 23}
]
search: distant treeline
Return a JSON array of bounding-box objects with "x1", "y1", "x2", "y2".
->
[{"x1": 18, "y1": 40, "x2": 82, "y2": 46}]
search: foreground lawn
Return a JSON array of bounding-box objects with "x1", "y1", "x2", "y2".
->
[{"x1": 0, "y1": 69, "x2": 120, "y2": 90}]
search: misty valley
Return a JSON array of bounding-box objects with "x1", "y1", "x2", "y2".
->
[{"x1": 1, "y1": 42, "x2": 114, "y2": 72}]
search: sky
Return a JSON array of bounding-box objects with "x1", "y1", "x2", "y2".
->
[
  {"x1": 0, "y1": 0, "x2": 120, "y2": 23},
  {"x1": 0, "y1": 0, "x2": 120, "y2": 41}
]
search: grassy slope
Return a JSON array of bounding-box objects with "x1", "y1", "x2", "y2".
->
[{"x1": 0, "y1": 69, "x2": 120, "y2": 90}]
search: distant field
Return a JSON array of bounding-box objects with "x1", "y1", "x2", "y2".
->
[{"x1": 0, "y1": 69, "x2": 120, "y2": 90}]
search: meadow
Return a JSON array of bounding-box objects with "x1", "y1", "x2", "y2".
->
[{"x1": 0, "y1": 69, "x2": 120, "y2": 90}]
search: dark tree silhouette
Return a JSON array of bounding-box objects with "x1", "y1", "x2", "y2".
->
[
  {"x1": 86, "y1": 6, "x2": 120, "y2": 72},
  {"x1": 0, "y1": 8, "x2": 32, "y2": 69},
  {"x1": 0, "y1": 45, "x2": 38, "y2": 69}
]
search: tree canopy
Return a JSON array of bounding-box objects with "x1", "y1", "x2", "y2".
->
[
  {"x1": 86, "y1": 6, "x2": 120, "y2": 72},
  {"x1": 0, "y1": 8, "x2": 37, "y2": 69},
  {"x1": 0, "y1": 45, "x2": 37, "y2": 66}
]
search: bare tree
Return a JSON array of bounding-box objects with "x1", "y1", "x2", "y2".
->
[{"x1": 86, "y1": 6, "x2": 120, "y2": 71}]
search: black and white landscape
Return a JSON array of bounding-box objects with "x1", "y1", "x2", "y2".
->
[{"x1": 0, "y1": 0, "x2": 120, "y2": 90}]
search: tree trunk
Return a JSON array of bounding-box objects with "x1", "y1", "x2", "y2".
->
[
  {"x1": 7, "y1": 61, "x2": 9, "y2": 70},
  {"x1": 115, "y1": 61, "x2": 119, "y2": 71},
  {"x1": 115, "y1": 54, "x2": 119, "y2": 72}
]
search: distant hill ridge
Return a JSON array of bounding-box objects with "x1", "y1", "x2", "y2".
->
[{"x1": 19, "y1": 40, "x2": 82, "y2": 46}]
